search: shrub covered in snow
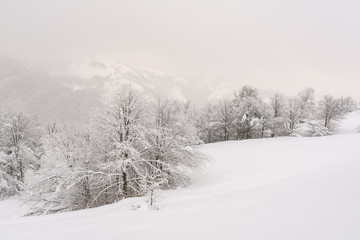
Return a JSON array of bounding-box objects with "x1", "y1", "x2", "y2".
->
[{"x1": 292, "y1": 120, "x2": 332, "y2": 137}]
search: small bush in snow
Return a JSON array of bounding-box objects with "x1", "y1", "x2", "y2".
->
[{"x1": 292, "y1": 121, "x2": 332, "y2": 137}]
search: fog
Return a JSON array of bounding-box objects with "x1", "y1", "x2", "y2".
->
[{"x1": 1, "y1": 0, "x2": 360, "y2": 98}]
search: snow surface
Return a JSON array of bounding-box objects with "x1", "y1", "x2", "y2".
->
[
  {"x1": 335, "y1": 110, "x2": 360, "y2": 134},
  {"x1": 1, "y1": 115, "x2": 360, "y2": 239},
  {"x1": 0, "y1": 198, "x2": 27, "y2": 222}
]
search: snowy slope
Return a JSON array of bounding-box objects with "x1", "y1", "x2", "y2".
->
[
  {"x1": 1, "y1": 119, "x2": 360, "y2": 239},
  {"x1": 0, "y1": 198, "x2": 27, "y2": 222},
  {"x1": 335, "y1": 110, "x2": 360, "y2": 134}
]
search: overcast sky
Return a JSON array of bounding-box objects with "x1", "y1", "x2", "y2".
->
[{"x1": 1, "y1": 0, "x2": 359, "y2": 98}]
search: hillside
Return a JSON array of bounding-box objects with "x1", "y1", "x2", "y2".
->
[
  {"x1": 0, "y1": 112, "x2": 359, "y2": 240},
  {"x1": 0, "y1": 58, "x2": 199, "y2": 123},
  {"x1": 0, "y1": 58, "x2": 277, "y2": 123}
]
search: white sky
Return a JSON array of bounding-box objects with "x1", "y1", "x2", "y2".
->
[{"x1": 0, "y1": 0, "x2": 359, "y2": 98}]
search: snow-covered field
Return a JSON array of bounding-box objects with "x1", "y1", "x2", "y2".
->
[{"x1": 1, "y1": 112, "x2": 360, "y2": 240}]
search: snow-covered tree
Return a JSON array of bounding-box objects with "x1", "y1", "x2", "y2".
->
[
  {"x1": 24, "y1": 84, "x2": 207, "y2": 215},
  {"x1": 91, "y1": 85, "x2": 205, "y2": 206},
  {"x1": 138, "y1": 166, "x2": 166, "y2": 209},
  {"x1": 267, "y1": 117, "x2": 290, "y2": 137},
  {"x1": 233, "y1": 86, "x2": 263, "y2": 139},
  {"x1": 297, "y1": 87, "x2": 316, "y2": 121},
  {"x1": 338, "y1": 96, "x2": 358, "y2": 115},
  {"x1": 317, "y1": 95, "x2": 342, "y2": 129},
  {"x1": 216, "y1": 99, "x2": 235, "y2": 141},
  {"x1": 267, "y1": 93, "x2": 289, "y2": 137},
  {"x1": 4, "y1": 113, "x2": 42, "y2": 182},
  {"x1": 92, "y1": 85, "x2": 149, "y2": 203},
  {"x1": 286, "y1": 97, "x2": 301, "y2": 131},
  {"x1": 26, "y1": 124, "x2": 93, "y2": 215},
  {"x1": 284, "y1": 88, "x2": 315, "y2": 133},
  {"x1": 257, "y1": 102, "x2": 273, "y2": 138},
  {"x1": 270, "y1": 93, "x2": 286, "y2": 118},
  {"x1": 196, "y1": 104, "x2": 222, "y2": 143},
  {"x1": 0, "y1": 151, "x2": 23, "y2": 199},
  {"x1": 146, "y1": 98, "x2": 204, "y2": 189},
  {"x1": 0, "y1": 112, "x2": 42, "y2": 198}
]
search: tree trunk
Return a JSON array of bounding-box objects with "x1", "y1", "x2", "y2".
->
[{"x1": 122, "y1": 171, "x2": 127, "y2": 198}]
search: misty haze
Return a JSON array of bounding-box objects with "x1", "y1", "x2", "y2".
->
[{"x1": 1, "y1": 1, "x2": 360, "y2": 240}]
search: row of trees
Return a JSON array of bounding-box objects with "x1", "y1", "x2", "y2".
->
[
  {"x1": 0, "y1": 85, "x2": 205, "y2": 214},
  {"x1": 196, "y1": 86, "x2": 358, "y2": 143},
  {"x1": 1, "y1": 84, "x2": 357, "y2": 214}
]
